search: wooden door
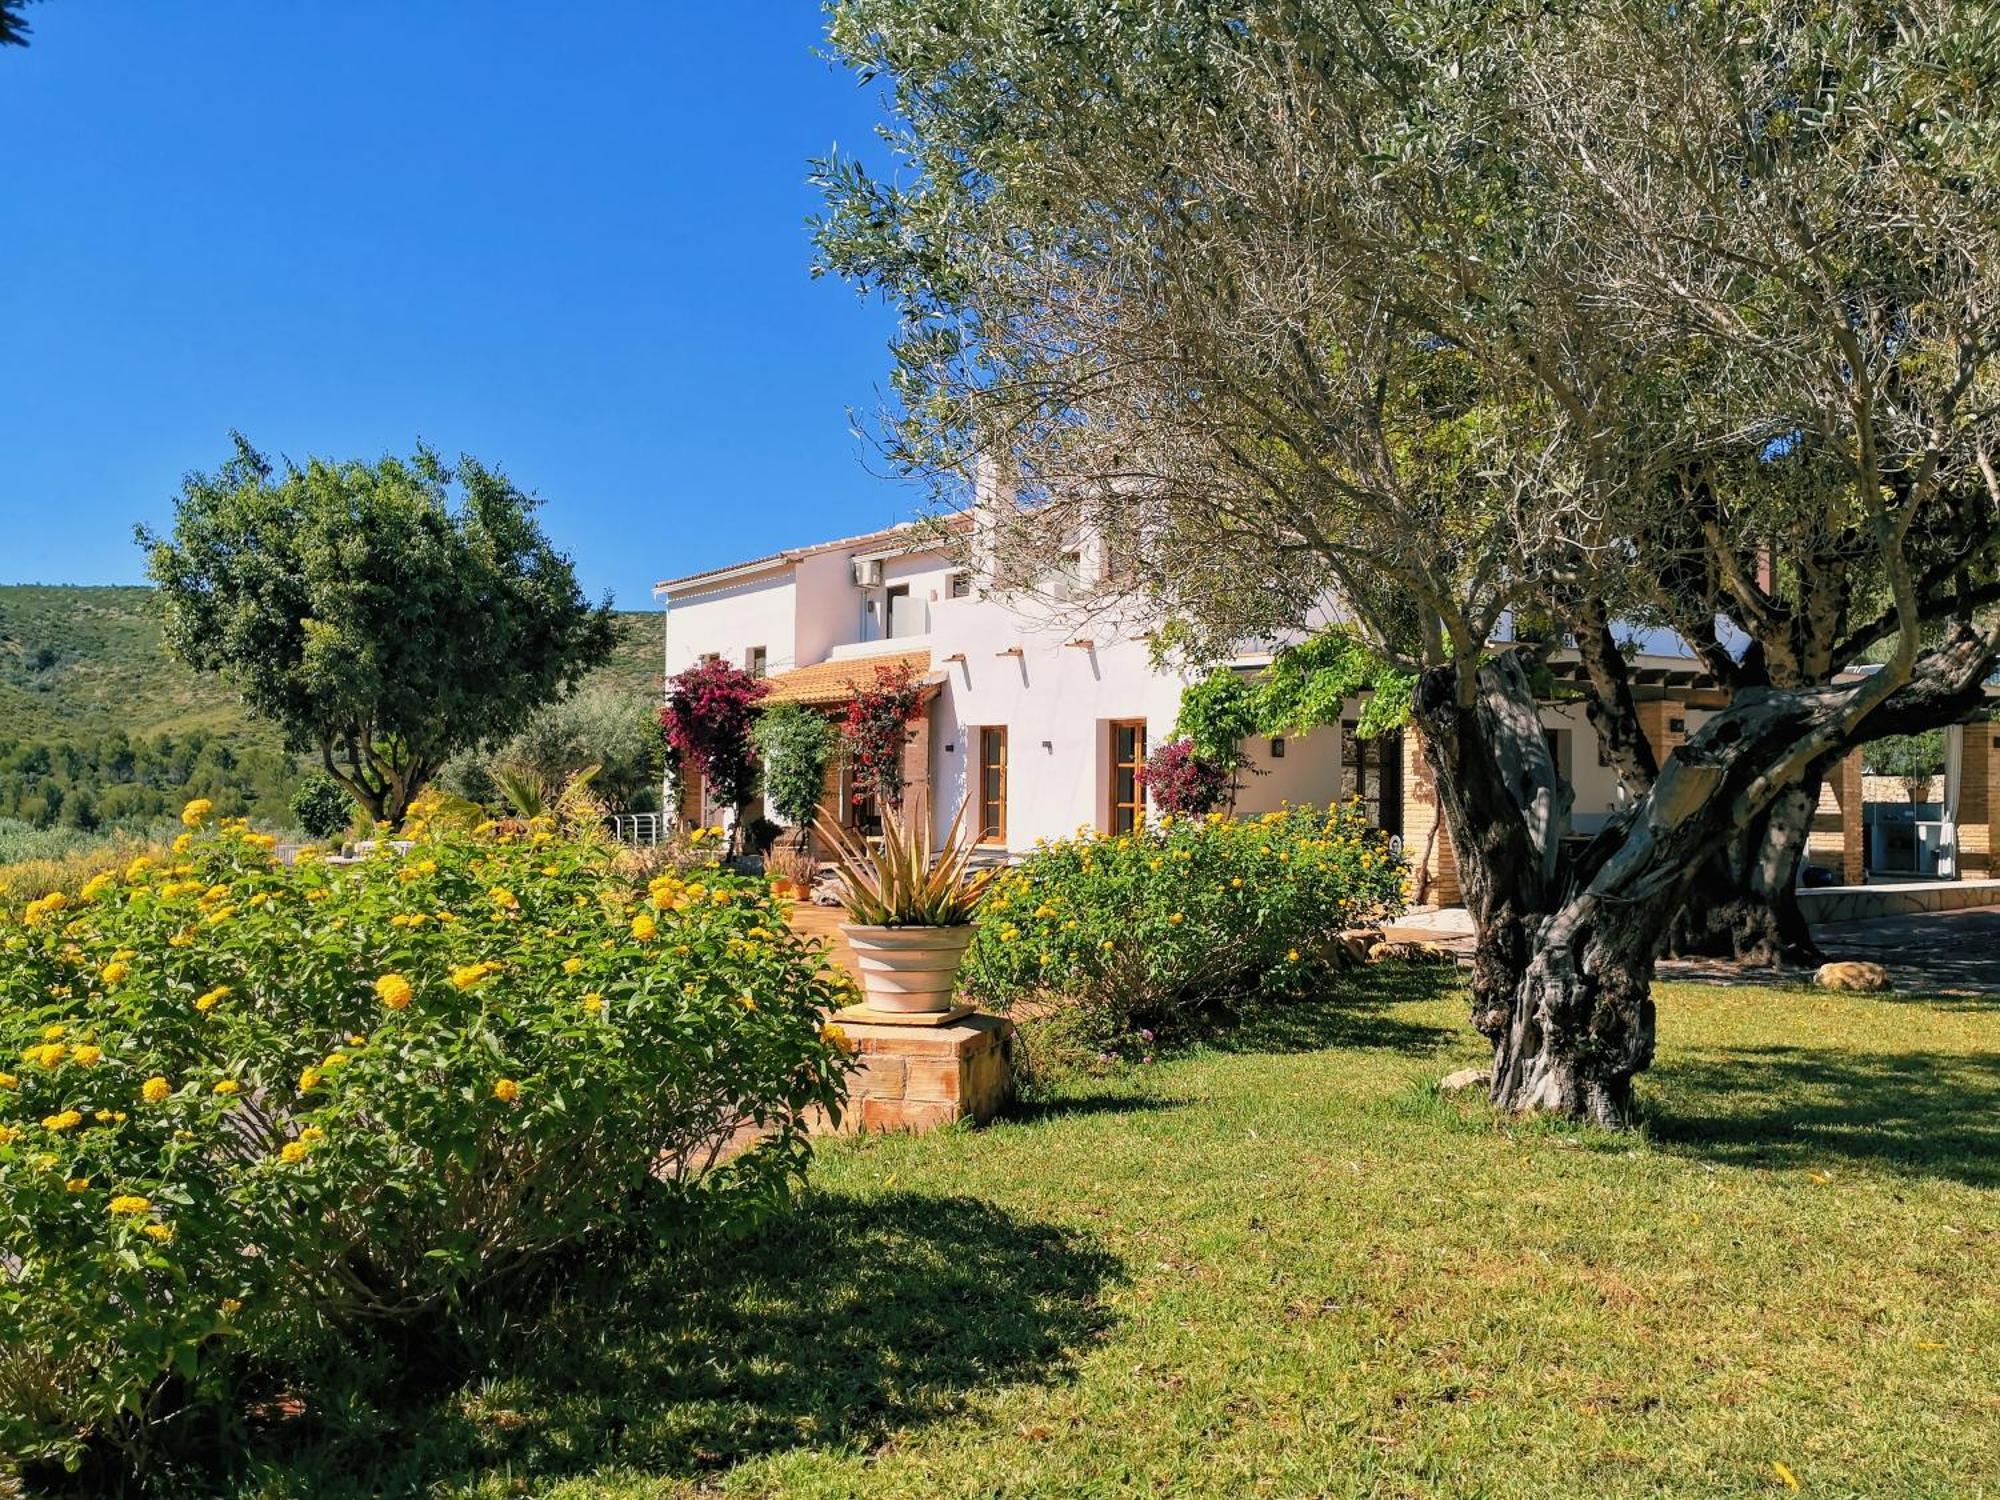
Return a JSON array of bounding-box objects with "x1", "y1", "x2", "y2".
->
[{"x1": 977, "y1": 726, "x2": 1008, "y2": 844}]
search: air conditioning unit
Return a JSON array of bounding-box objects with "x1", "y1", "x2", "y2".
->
[{"x1": 851, "y1": 557, "x2": 883, "y2": 587}]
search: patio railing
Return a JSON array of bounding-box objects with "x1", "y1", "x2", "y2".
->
[{"x1": 603, "y1": 812, "x2": 667, "y2": 846}]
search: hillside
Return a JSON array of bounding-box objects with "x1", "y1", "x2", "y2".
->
[{"x1": 0, "y1": 584, "x2": 662, "y2": 828}]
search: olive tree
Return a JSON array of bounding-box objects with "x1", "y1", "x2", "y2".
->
[
  {"x1": 141, "y1": 436, "x2": 616, "y2": 826},
  {"x1": 818, "y1": 0, "x2": 2000, "y2": 1124}
]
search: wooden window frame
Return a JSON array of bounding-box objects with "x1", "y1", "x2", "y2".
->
[{"x1": 976, "y1": 726, "x2": 1008, "y2": 845}]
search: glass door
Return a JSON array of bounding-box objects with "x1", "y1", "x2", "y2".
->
[{"x1": 1110, "y1": 720, "x2": 1148, "y2": 835}]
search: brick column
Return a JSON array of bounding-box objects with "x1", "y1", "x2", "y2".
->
[
  {"x1": 1833, "y1": 749, "x2": 1866, "y2": 885},
  {"x1": 1400, "y1": 731, "x2": 1460, "y2": 908},
  {"x1": 1633, "y1": 699, "x2": 1688, "y2": 768},
  {"x1": 1958, "y1": 724, "x2": 1999, "y2": 880}
]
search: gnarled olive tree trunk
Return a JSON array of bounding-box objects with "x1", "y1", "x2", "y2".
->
[{"x1": 1414, "y1": 631, "x2": 1994, "y2": 1128}]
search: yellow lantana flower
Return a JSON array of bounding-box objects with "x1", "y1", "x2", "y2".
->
[
  {"x1": 375, "y1": 973, "x2": 414, "y2": 1010},
  {"x1": 279, "y1": 1141, "x2": 310, "y2": 1165},
  {"x1": 43, "y1": 1110, "x2": 83, "y2": 1133},
  {"x1": 141, "y1": 1075, "x2": 171, "y2": 1104},
  {"x1": 581, "y1": 992, "x2": 604, "y2": 1013},
  {"x1": 492, "y1": 1077, "x2": 521, "y2": 1104},
  {"x1": 630, "y1": 914, "x2": 657, "y2": 941},
  {"x1": 142, "y1": 1222, "x2": 174, "y2": 1242},
  {"x1": 213, "y1": 1079, "x2": 241, "y2": 1096},
  {"x1": 449, "y1": 963, "x2": 495, "y2": 992},
  {"x1": 181, "y1": 798, "x2": 214, "y2": 828},
  {"x1": 562, "y1": 957, "x2": 584, "y2": 976},
  {"x1": 194, "y1": 985, "x2": 230, "y2": 1013},
  {"x1": 100, "y1": 960, "x2": 130, "y2": 985},
  {"x1": 298, "y1": 1066, "x2": 322, "y2": 1092},
  {"x1": 71, "y1": 1045, "x2": 102, "y2": 1067},
  {"x1": 108, "y1": 1194, "x2": 151, "y2": 1215}
]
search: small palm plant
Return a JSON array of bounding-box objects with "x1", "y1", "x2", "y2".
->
[{"x1": 814, "y1": 797, "x2": 993, "y2": 927}]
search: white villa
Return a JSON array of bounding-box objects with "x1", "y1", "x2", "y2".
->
[{"x1": 654, "y1": 478, "x2": 2000, "y2": 903}]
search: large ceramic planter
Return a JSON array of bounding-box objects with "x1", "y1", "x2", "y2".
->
[{"x1": 840, "y1": 923, "x2": 978, "y2": 1013}]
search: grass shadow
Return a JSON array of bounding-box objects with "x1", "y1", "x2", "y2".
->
[
  {"x1": 1645, "y1": 1043, "x2": 2000, "y2": 1188},
  {"x1": 1009, "y1": 1093, "x2": 1188, "y2": 1124},
  {"x1": 1194, "y1": 962, "x2": 1463, "y2": 1059},
  {"x1": 190, "y1": 1191, "x2": 1123, "y2": 1497}
]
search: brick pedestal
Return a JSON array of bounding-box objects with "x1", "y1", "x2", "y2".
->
[{"x1": 826, "y1": 1009, "x2": 1016, "y2": 1133}]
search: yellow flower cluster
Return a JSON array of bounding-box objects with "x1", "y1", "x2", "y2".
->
[
  {"x1": 492, "y1": 1077, "x2": 521, "y2": 1104},
  {"x1": 194, "y1": 985, "x2": 230, "y2": 1013},
  {"x1": 450, "y1": 961, "x2": 500, "y2": 992},
  {"x1": 108, "y1": 1194, "x2": 151, "y2": 1215},
  {"x1": 22, "y1": 891, "x2": 69, "y2": 927},
  {"x1": 180, "y1": 798, "x2": 214, "y2": 828},
  {"x1": 141, "y1": 1075, "x2": 171, "y2": 1104},
  {"x1": 375, "y1": 973, "x2": 414, "y2": 1009}
]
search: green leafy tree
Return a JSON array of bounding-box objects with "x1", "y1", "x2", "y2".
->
[
  {"x1": 140, "y1": 436, "x2": 615, "y2": 826},
  {"x1": 1171, "y1": 670, "x2": 1260, "y2": 774},
  {"x1": 752, "y1": 702, "x2": 840, "y2": 848},
  {"x1": 290, "y1": 772, "x2": 354, "y2": 841},
  {"x1": 1254, "y1": 633, "x2": 1417, "y2": 744},
  {"x1": 1864, "y1": 730, "x2": 1946, "y2": 806}
]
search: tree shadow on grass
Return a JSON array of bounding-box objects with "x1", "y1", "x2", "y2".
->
[
  {"x1": 1645, "y1": 1043, "x2": 2000, "y2": 1189},
  {"x1": 1009, "y1": 1093, "x2": 1187, "y2": 1124},
  {"x1": 222, "y1": 1190, "x2": 1123, "y2": 1497},
  {"x1": 1193, "y1": 962, "x2": 1464, "y2": 1059}
]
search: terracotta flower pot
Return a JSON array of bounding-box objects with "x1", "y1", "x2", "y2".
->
[
  {"x1": 840, "y1": 923, "x2": 977, "y2": 1013},
  {"x1": 770, "y1": 877, "x2": 796, "y2": 900}
]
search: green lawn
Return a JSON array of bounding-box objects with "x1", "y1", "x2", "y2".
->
[{"x1": 198, "y1": 971, "x2": 1997, "y2": 1499}]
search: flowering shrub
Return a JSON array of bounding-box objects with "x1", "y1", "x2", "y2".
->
[
  {"x1": 660, "y1": 658, "x2": 769, "y2": 828},
  {"x1": 840, "y1": 662, "x2": 926, "y2": 811},
  {"x1": 958, "y1": 804, "x2": 1405, "y2": 1039},
  {"x1": 0, "y1": 800, "x2": 850, "y2": 1467},
  {"x1": 1136, "y1": 738, "x2": 1230, "y2": 816}
]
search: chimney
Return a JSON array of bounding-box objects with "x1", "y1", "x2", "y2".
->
[{"x1": 971, "y1": 449, "x2": 1017, "y2": 586}]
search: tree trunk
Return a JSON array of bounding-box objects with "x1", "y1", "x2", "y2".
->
[
  {"x1": 1660, "y1": 773, "x2": 1821, "y2": 966},
  {"x1": 1412, "y1": 623, "x2": 1999, "y2": 1127}
]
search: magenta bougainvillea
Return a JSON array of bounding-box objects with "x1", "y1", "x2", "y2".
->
[
  {"x1": 660, "y1": 659, "x2": 769, "y2": 821},
  {"x1": 841, "y1": 662, "x2": 927, "y2": 811},
  {"x1": 1137, "y1": 738, "x2": 1230, "y2": 816}
]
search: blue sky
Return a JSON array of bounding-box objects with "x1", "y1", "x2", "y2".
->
[{"x1": 0, "y1": 2, "x2": 914, "y2": 609}]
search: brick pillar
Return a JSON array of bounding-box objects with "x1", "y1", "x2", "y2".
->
[
  {"x1": 1831, "y1": 749, "x2": 1866, "y2": 886},
  {"x1": 1633, "y1": 700, "x2": 1688, "y2": 768},
  {"x1": 1400, "y1": 731, "x2": 1460, "y2": 908},
  {"x1": 1957, "y1": 725, "x2": 1999, "y2": 881}
]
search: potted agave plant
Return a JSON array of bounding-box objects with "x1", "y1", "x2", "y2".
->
[{"x1": 814, "y1": 798, "x2": 994, "y2": 1013}]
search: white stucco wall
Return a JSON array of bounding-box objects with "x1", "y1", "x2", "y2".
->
[
  {"x1": 1232, "y1": 726, "x2": 1346, "y2": 815},
  {"x1": 925, "y1": 592, "x2": 1185, "y2": 847},
  {"x1": 664, "y1": 567, "x2": 798, "y2": 678},
  {"x1": 1540, "y1": 702, "x2": 1626, "y2": 833}
]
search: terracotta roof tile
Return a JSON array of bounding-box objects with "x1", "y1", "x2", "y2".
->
[{"x1": 761, "y1": 650, "x2": 935, "y2": 707}]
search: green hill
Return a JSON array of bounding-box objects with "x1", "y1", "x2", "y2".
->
[{"x1": 0, "y1": 585, "x2": 662, "y2": 830}]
